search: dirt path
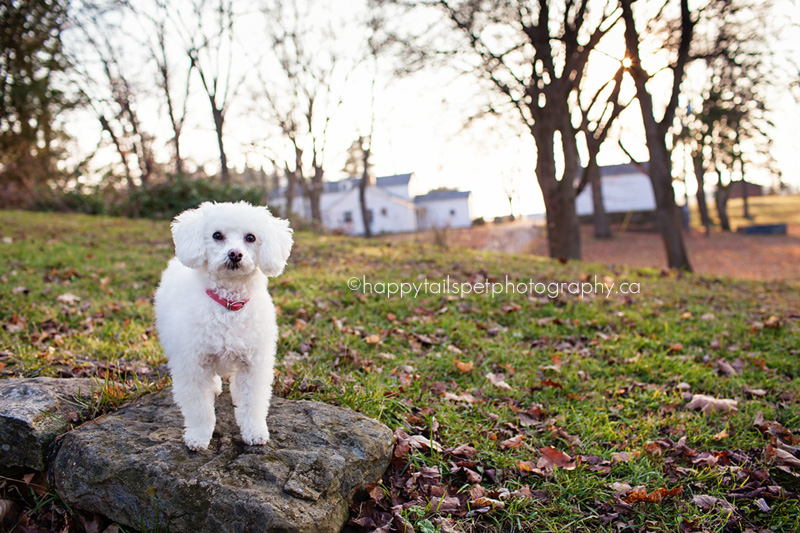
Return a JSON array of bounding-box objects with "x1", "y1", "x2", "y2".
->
[
  {"x1": 528, "y1": 225, "x2": 800, "y2": 282},
  {"x1": 388, "y1": 221, "x2": 800, "y2": 282}
]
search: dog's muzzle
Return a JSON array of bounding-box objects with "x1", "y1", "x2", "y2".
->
[{"x1": 226, "y1": 249, "x2": 243, "y2": 270}]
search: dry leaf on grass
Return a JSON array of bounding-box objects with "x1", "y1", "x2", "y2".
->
[
  {"x1": 716, "y1": 360, "x2": 738, "y2": 377},
  {"x1": 754, "y1": 411, "x2": 800, "y2": 447},
  {"x1": 766, "y1": 444, "x2": 800, "y2": 469},
  {"x1": 713, "y1": 428, "x2": 730, "y2": 440},
  {"x1": 442, "y1": 391, "x2": 478, "y2": 403},
  {"x1": 621, "y1": 485, "x2": 682, "y2": 504},
  {"x1": 408, "y1": 434, "x2": 443, "y2": 453},
  {"x1": 499, "y1": 435, "x2": 524, "y2": 449},
  {"x1": 56, "y1": 292, "x2": 81, "y2": 305},
  {"x1": 692, "y1": 494, "x2": 734, "y2": 511},
  {"x1": 485, "y1": 372, "x2": 512, "y2": 390},
  {"x1": 453, "y1": 359, "x2": 474, "y2": 373},
  {"x1": 611, "y1": 451, "x2": 637, "y2": 464},
  {"x1": 537, "y1": 446, "x2": 576, "y2": 470},
  {"x1": 685, "y1": 394, "x2": 738, "y2": 414}
]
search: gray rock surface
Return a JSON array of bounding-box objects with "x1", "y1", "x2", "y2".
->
[
  {"x1": 51, "y1": 388, "x2": 394, "y2": 533},
  {"x1": 0, "y1": 377, "x2": 95, "y2": 472}
]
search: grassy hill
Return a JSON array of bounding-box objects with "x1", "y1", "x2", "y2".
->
[
  {"x1": 1, "y1": 209, "x2": 799, "y2": 532},
  {"x1": 695, "y1": 193, "x2": 800, "y2": 230}
]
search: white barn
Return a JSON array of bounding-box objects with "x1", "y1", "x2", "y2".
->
[
  {"x1": 575, "y1": 162, "x2": 655, "y2": 216},
  {"x1": 270, "y1": 173, "x2": 474, "y2": 235},
  {"x1": 415, "y1": 190, "x2": 474, "y2": 230},
  {"x1": 322, "y1": 181, "x2": 418, "y2": 234}
]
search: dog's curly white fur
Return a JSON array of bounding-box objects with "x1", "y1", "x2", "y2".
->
[{"x1": 154, "y1": 201, "x2": 293, "y2": 451}]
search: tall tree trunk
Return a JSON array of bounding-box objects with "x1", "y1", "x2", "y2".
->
[
  {"x1": 284, "y1": 167, "x2": 296, "y2": 218},
  {"x1": 648, "y1": 139, "x2": 692, "y2": 270},
  {"x1": 211, "y1": 105, "x2": 229, "y2": 183},
  {"x1": 308, "y1": 165, "x2": 324, "y2": 223},
  {"x1": 741, "y1": 180, "x2": 750, "y2": 219},
  {"x1": 535, "y1": 126, "x2": 580, "y2": 261},
  {"x1": 541, "y1": 180, "x2": 580, "y2": 261},
  {"x1": 359, "y1": 145, "x2": 372, "y2": 238},
  {"x1": 359, "y1": 176, "x2": 371, "y2": 237},
  {"x1": 715, "y1": 184, "x2": 731, "y2": 231},
  {"x1": 692, "y1": 153, "x2": 712, "y2": 229},
  {"x1": 588, "y1": 164, "x2": 612, "y2": 239},
  {"x1": 620, "y1": 0, "x2": 692, "y2": 272}
]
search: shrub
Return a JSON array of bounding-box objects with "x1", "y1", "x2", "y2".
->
[
  {"x1": 133, "y1": 178, "x2": 265, "y2": 220},
  {"x1": 36, "y1": 177, "x2": 266, "y2": 220}
]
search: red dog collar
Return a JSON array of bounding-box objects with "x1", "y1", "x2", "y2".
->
[{"x1": 206, "y1": 289, "x2": 250, "y2": 311}]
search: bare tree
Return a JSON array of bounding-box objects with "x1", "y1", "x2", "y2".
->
[
  {"x1": 69, "y1": 5, "x2": 161, "y2": 213},
  {"x1": 684, "y1": 0, "x2": 778, "y2": 233},
  {"x1": 144, "y1": 1, "x2": 194, "y2": 178},
  {"x1": 343, "y1": 136, "x2": 375, "y2": 236},
  {"x1": 619, "y1": 0, "x2": 693, "y2": 271},
  {"x1": 173, "y1": 0, "x2": 246, "y2": 183},
  {"x1": 255, "y1": 0, "x2": 354, "y2": 222},
  {"x1": 576, "y1": 64, "x2": 629, "y2": 239},
  {"x1": 372, "y1": 0, "x2": 626, "y2": 261}
]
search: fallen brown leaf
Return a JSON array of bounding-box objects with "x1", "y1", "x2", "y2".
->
[
  {"x1": 500, "y1": 435, "x2": 524, "y2": 449},
  {"x1": 685, "y1": 394, "x2": 738, "y2": 414},
  {"x1": 537, "y1": 446, "x2": 576, "y2": 470},
  {"x1": 766, "y1": 444, "x2": 800, "y2": 469},
  {"x1": 716, "y1": 359, "x2": 738, "y2": 377},
  {"x1": 486, "y1": 372, "x2": 512, "y2": 390},
  {"x1": 540, "y1": 378, "x2": 564, "y2": 389},
  {"x1": 442, "y1": 391, "x2": 478, "y2": 403},
  {"x1": 453, "y1": 359, "x2": 474, "y2": 373},
  {"x1": 621, "y1": 485, "x2": 682, "y2": 504},
  {"x1": 713, "y1": 428, "x2": 729, "y2": 440},
  {"x1": 691, "y1": 494, "x2": 733, "y2": 511}
]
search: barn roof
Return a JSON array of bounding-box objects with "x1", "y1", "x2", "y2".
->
[
  {"x1": 414, "y1": 189, "x2": 471, "y2": 203},
  {"x1": 375, "y1": 173, "x2": 413, "y2": 187},
  {"x1": 599, "y1": 162, "x2": 650, "y2": 177}
]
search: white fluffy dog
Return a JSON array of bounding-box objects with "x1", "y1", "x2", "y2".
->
[{"x1": 154, "y1": 201, "x2": 293, "y2": 451}]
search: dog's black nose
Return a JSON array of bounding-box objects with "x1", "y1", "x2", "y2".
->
[{"x1": 228, "y1": 249, "x2": 243, "y2": 263}]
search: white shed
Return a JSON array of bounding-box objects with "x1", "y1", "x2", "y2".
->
[
  {"x1": 575, "y1": 162, "x2": 655, "y2": 216},
  {"x1": 323, "y1": 185, "x2": 418, "y2": 235},
  {"x1": 415, "y1": 190, "x2": 474, "y2": 229}
]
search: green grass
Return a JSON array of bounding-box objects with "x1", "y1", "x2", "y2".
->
[{"x1": 1, "y1": 209, "x2": 799, "y2": 532}]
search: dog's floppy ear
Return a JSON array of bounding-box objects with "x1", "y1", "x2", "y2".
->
[
  {"x1": 258, "y1": 208, "x2": 293, "y2": 276},
  {"x1": 171, "y1": 203, "x2": 210, "y2": 268}
]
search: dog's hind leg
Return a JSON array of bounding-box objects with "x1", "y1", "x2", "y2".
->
[
  {"x1": 171, "y1": 365, "x2": 218, "y2": 451},
  {"x1": 230, "y1": 364, "x2": 273, "y2": 446}
]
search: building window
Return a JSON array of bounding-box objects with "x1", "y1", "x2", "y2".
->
[
  {"x1": 449, "y1": 209, "x2": 456, "y2": 216},
  {"x1": 381, "y1": 207, "x2": 388, "y2": 217},
  {"x1": 343, "y1": 211, "x2": 353, "y2": 223}
]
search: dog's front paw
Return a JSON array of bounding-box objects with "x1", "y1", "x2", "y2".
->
[
  {"x1": 241, "y1": 425, "x2": 270, "y2": 446},
  {"x1": 184, "y1": 427, "x2": 213, "y2": 451}
]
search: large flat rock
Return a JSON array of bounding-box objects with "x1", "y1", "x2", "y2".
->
[
  {"x1": 50, "y1": 388, "x2": 394, "y2": 533},
  {"x1": 0, "y1": 377, "x2": 95, "y2": 472}
]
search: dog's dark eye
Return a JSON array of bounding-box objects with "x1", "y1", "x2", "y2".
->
[
  {"x1": 213, "y1": 232, "x2": 224, "y2": 241},
  {"x1": 245, "y1": 234, "x2": 256, "y2": 243}
]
